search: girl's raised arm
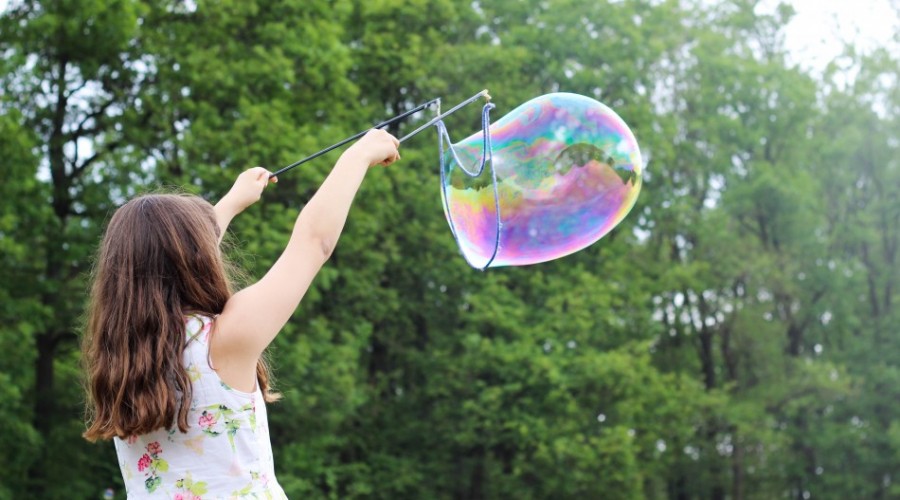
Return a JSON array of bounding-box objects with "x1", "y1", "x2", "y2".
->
[{"x1": 212, "y1": 129, "x2": 400, "y2": 390}]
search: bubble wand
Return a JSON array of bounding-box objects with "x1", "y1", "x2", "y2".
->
[{"x1": 270, "y1": 90, "x2": 490, "y2": 177}]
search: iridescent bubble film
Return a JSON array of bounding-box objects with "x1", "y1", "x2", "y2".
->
[{"x1": 441, "y1": 93, "x2": 643, "y2": 269}]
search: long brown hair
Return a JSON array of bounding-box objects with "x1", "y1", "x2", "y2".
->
[{"x1": 83, "y1": 193, "x2": 278, "y2": 442}]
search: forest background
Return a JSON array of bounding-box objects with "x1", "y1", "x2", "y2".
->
[{"x1": 1, "y1": 0, "x2": 899, "y2": 498}]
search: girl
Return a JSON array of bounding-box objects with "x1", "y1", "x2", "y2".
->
[{"x1": 82, "y1": 129, "x2": 401, "y2": 498}]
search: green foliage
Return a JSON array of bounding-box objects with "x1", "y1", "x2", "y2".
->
[{"x1": 1, "y1": 0, "x2": 898, "y2": 498}]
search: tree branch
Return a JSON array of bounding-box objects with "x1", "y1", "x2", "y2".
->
[
  {"x1": 63, "y1": 78, "x2": 91, "y2": 101},
  {"x1": 70, "y1": 98, "x2": 116, "y2": 140},
  {"x1": 71, "y1": 138, "x2": 124, "y2": 178}
]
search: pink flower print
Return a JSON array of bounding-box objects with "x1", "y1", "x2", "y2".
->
[
  {"x1": 202, "y1": 318, "x2": 212, "y2": 341},
  {"x1": 126, "y1": 435, "x2": 138, "y2": 444},
  {"x1": 137, "y1": 453, "x2": 152, "y2": 472},
  {"x1": 146, "y1": 441, "x2": 162, "y2": 456},
  {"x1": 199, "y1": 411, "x2": 217, "y2": 429},
  {"x1": 174, "y1": 494, "x2": 185, "y2": 500}
]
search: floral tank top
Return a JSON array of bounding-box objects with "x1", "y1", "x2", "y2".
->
[{"x1": 114, "y1": 315, "x2": 287, "y2": 499}]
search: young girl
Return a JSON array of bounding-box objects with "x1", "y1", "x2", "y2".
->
[{"x1": 82, "y1": 129, "x2": 401, "y2": 498}]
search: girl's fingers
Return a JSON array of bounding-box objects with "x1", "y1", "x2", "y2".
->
[
  {"x1": 381, "y1": 152, "x2": 399, "y2": 166},
  {"x1": 249, "y1": 167, "x2": 276, "y2": 186}
]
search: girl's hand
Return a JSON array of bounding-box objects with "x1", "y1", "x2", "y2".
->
[
  {"x1": 214, "y1": 167, "x2": 275, "y2": 241},
  {"x1": 222, "y1": 166, "x2": 277, "y2": 214},
  {"x1": 345, "y1": 129, "x2": 401, "y2": 167}
]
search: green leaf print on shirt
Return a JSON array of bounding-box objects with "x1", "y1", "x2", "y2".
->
[
  {"x1": 198, "y1": 402, "x2": 256, "y2": 452},
  {"x1": 175, "y1": 472, "x2": 209, "y2": 497},
  {"x1": 145, "y1": 476, "x2": 162, "y2": 494},
  {"x1": 248, "y1": 403, "x2": 257, "y2": 432},
  {"x1": 186, "y1": 363, "x2": 201, "y2": 382},
  {"x1": 231, "y1": 471, "x2": 276, "y2": 499},
  {"x1": 231, "y1": 483, "x2": 253, "y2": 497}
]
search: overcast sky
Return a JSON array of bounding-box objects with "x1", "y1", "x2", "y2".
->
[{"x1": 758, "y1": 0, "x2": 899, "y2": 73}]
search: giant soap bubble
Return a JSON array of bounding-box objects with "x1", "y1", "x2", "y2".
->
[{"x1": 440, "y1": 92, "x2": 643, "y2": 269}]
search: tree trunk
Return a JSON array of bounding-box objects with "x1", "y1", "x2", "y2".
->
[
  {"x1": 699, "y1": 329, "x2": 716, "y2": 391},
  {"x1": 731, "y1": 430, "x2": 745, "y2": 500},
  {"x1": 465, "y1": 445, "x2": 486, "y2": 500},
  {"x1": 28, "y1": 55, "x2": 72, "y2": 494}
]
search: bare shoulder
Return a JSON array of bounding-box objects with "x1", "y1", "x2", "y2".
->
[{"x1": 208, "y1": 301, "x2": 264, "y2": 392}]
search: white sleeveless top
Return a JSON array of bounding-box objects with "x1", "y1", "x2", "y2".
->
[{"x1": 114, "y1": 315, "x2": 286, "y2": 499}]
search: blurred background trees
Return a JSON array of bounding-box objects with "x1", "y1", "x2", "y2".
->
[{"x1": 0, "y1": 0, "x2": 897, "y2": 498}]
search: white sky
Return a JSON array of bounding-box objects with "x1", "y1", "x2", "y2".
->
[
  {"x1": 0, "y1": 0, "x2": 896, "y2": 73},
  {"x1": 758, "y1": 0, "x2": 899, "y2": 73}
]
